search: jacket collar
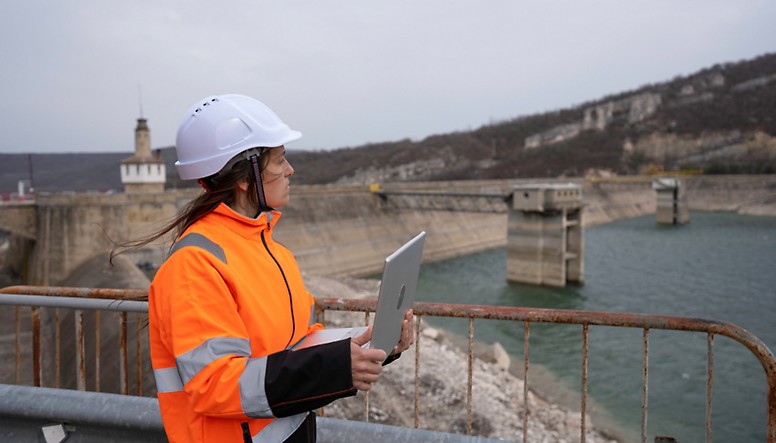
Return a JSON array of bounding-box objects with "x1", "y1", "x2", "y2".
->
[{"x1": 212, "y1": 202, "x2": 282, "y2": 233}]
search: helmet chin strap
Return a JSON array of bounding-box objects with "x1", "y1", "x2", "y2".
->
[{"x1": 249, "y1": 152, "x2": 271, "y2": 213}]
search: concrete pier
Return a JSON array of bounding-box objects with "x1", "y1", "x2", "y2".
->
[
  {"x1": 652, "y1": 177, "x2": 689, "y2": 225},
  {"x1": 507, "y1": 184, "x2": 584, "y2": 287}
]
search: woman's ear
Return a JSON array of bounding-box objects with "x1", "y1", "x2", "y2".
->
[{"x1": 237, "y1": 180, "x2": 249, "y2": 192}]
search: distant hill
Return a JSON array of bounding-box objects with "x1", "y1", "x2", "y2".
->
[
  {"x1": 288, "y1": 52, "x2": 776, "y2": 184},
  {"x1": 0, "y1": 148, "x2": 188, "y2": 194},
  {"x1": 0, "y1": 152, "x2": 127, "y2": 194},
  {"x1": 2, "y1": 52, "x2": 774, "y2": 194}
]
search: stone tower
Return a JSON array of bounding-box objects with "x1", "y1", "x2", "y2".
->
[{"x1": 120, "y1": 117, "x2": 166, "y2": 193}]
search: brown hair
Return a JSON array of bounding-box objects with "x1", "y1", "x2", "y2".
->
[{"x1": 109, "y1": 155, "x2": 266, "y2": 264}]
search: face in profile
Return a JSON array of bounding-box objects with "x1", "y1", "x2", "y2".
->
[{"x1": 260, "y1": 147, "x2": 294, "y2": 209}]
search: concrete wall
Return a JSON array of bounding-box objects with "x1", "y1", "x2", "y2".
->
[
  {"x1": 18, "y1": 185, "x2": 506, "y2": 284},
  {"x1": 683, "y1": 174, "x2": 776, "y2": 213},
  {"x1": 0, "y1": 204, "x2": 37, "y2": 239},
  {"x1": 27, "y1": 191, "x2": 193, "y2": 285},
  {"x1": 273, "y1": 185, "x2": 505, "y2": 277},
  {"x1": 577, "y1": 174, "x2": 776, "y2": 225},
  {"x1": 2, "y1": 175, "x2": 775, "y2": 285}
]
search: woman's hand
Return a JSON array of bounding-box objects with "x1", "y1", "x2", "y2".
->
[
  {"x1": 390, "y1": 309, "x2": 415, "y2": 356},
  {"x1": 350, "y1": 327, "x2": 386, "y2": 391}
]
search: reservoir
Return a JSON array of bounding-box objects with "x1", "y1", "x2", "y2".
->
[{"x1": 416, "y1": 212, "x2": 776, "y2": 442}]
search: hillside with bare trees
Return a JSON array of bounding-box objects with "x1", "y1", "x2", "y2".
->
[{"x1": 288, "y1": 52, "x2": 776, "y2": 184}]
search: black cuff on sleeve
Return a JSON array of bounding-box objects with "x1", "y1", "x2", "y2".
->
[{"x1": 265, "y1": 339, "x2": 356, "y2": 417}]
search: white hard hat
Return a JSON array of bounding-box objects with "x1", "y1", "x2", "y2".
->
[{"x1": 174, "y1": 94, "x2": 302, "y2": 180}]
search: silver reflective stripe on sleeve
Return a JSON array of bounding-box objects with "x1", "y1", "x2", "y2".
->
[
  {"x1": 309, "y1": 304, "x2": 316, "y2": 326},
  {"x1": 239, "y1": 357, "x2": 273, "y2": 418},
  {"x1": 153, "y1": 367, "x2": 184, "y2": 393},
  {"x1": 176, "y1": 337, "x2": 251, "y2": 385},
  {"x1": 252, "y1": 413, "x2": 307, "y2": 443},
  {"x1": 168, "y1": 233, "x2": 227, "y2": 264}
]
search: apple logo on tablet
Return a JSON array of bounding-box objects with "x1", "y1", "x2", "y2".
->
[{"x1": 397, "y1": 285, "x2": 406, "y2": 309}]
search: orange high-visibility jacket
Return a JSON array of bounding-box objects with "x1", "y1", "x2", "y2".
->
[{"x1": 149, "y1": 203, "x2": 356, "y2": 443}]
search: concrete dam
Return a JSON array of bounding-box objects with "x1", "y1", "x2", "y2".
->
[{"x1": 2, "y1": 175, "x2": 775, "y2": 288}]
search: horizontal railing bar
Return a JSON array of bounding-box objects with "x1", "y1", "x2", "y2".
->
[
  {"x1": 0, "y1": 384, "x2": 164, "y2": 431},
  {"x1": 0, "y1": 383, "x2": 505, "y2": 443},
  {"x1": 0, "y1": 285, "x2": 147, "y2": 300},
  {"x1": 316, "y1": 298, "x2": 776, "y2": 380},
  {"x1": 0, "y1": 293, "x2": 148, "y2": 313}
]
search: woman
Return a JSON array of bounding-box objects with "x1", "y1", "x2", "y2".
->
[{"x1": 131, "y1": 94, "x2": 413, "y2": 442}]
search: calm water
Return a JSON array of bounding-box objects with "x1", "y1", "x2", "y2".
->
[{"x1": 415, "y1": 212, "x2": 776, "y2": 443}]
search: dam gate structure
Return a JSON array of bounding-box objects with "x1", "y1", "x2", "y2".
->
[
  {"x1": 652, "y1": 177, "x2": 690, "y2": 225},
  {"x1": 373, "y1": 182, "x2": 586, "y2": 287},
  {"x1": 507, "y1": 184, "x2": 584, "y2": 287}
]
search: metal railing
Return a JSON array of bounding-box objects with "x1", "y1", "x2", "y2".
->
[
  {"x1": 0, "y1": 286, "x2": 148, "y2": 396},
  {"x1": 0, "y1": 193, "x2": 36, "y2": 204},
  {"x1": 315, "y1": 298, "x2": 776, "y2": 443},
  {"x1": 1, "y1": 285, "x2": 775, "y2": 443},
  {"x1": 0, "y1": 384, "x2": 506, "y2": 443}
]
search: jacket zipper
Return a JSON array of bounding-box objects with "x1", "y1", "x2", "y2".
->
[
  {"x1": 241, "y1": 421, "x2": 252, "y2": 443},
  {"x1": 260, "y1": 230, "x2": 296, "y2": 349}
]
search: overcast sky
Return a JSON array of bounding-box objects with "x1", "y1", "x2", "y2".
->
[{"x1": 1, "y1": 1, "x2": 774, "y2": 154}]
